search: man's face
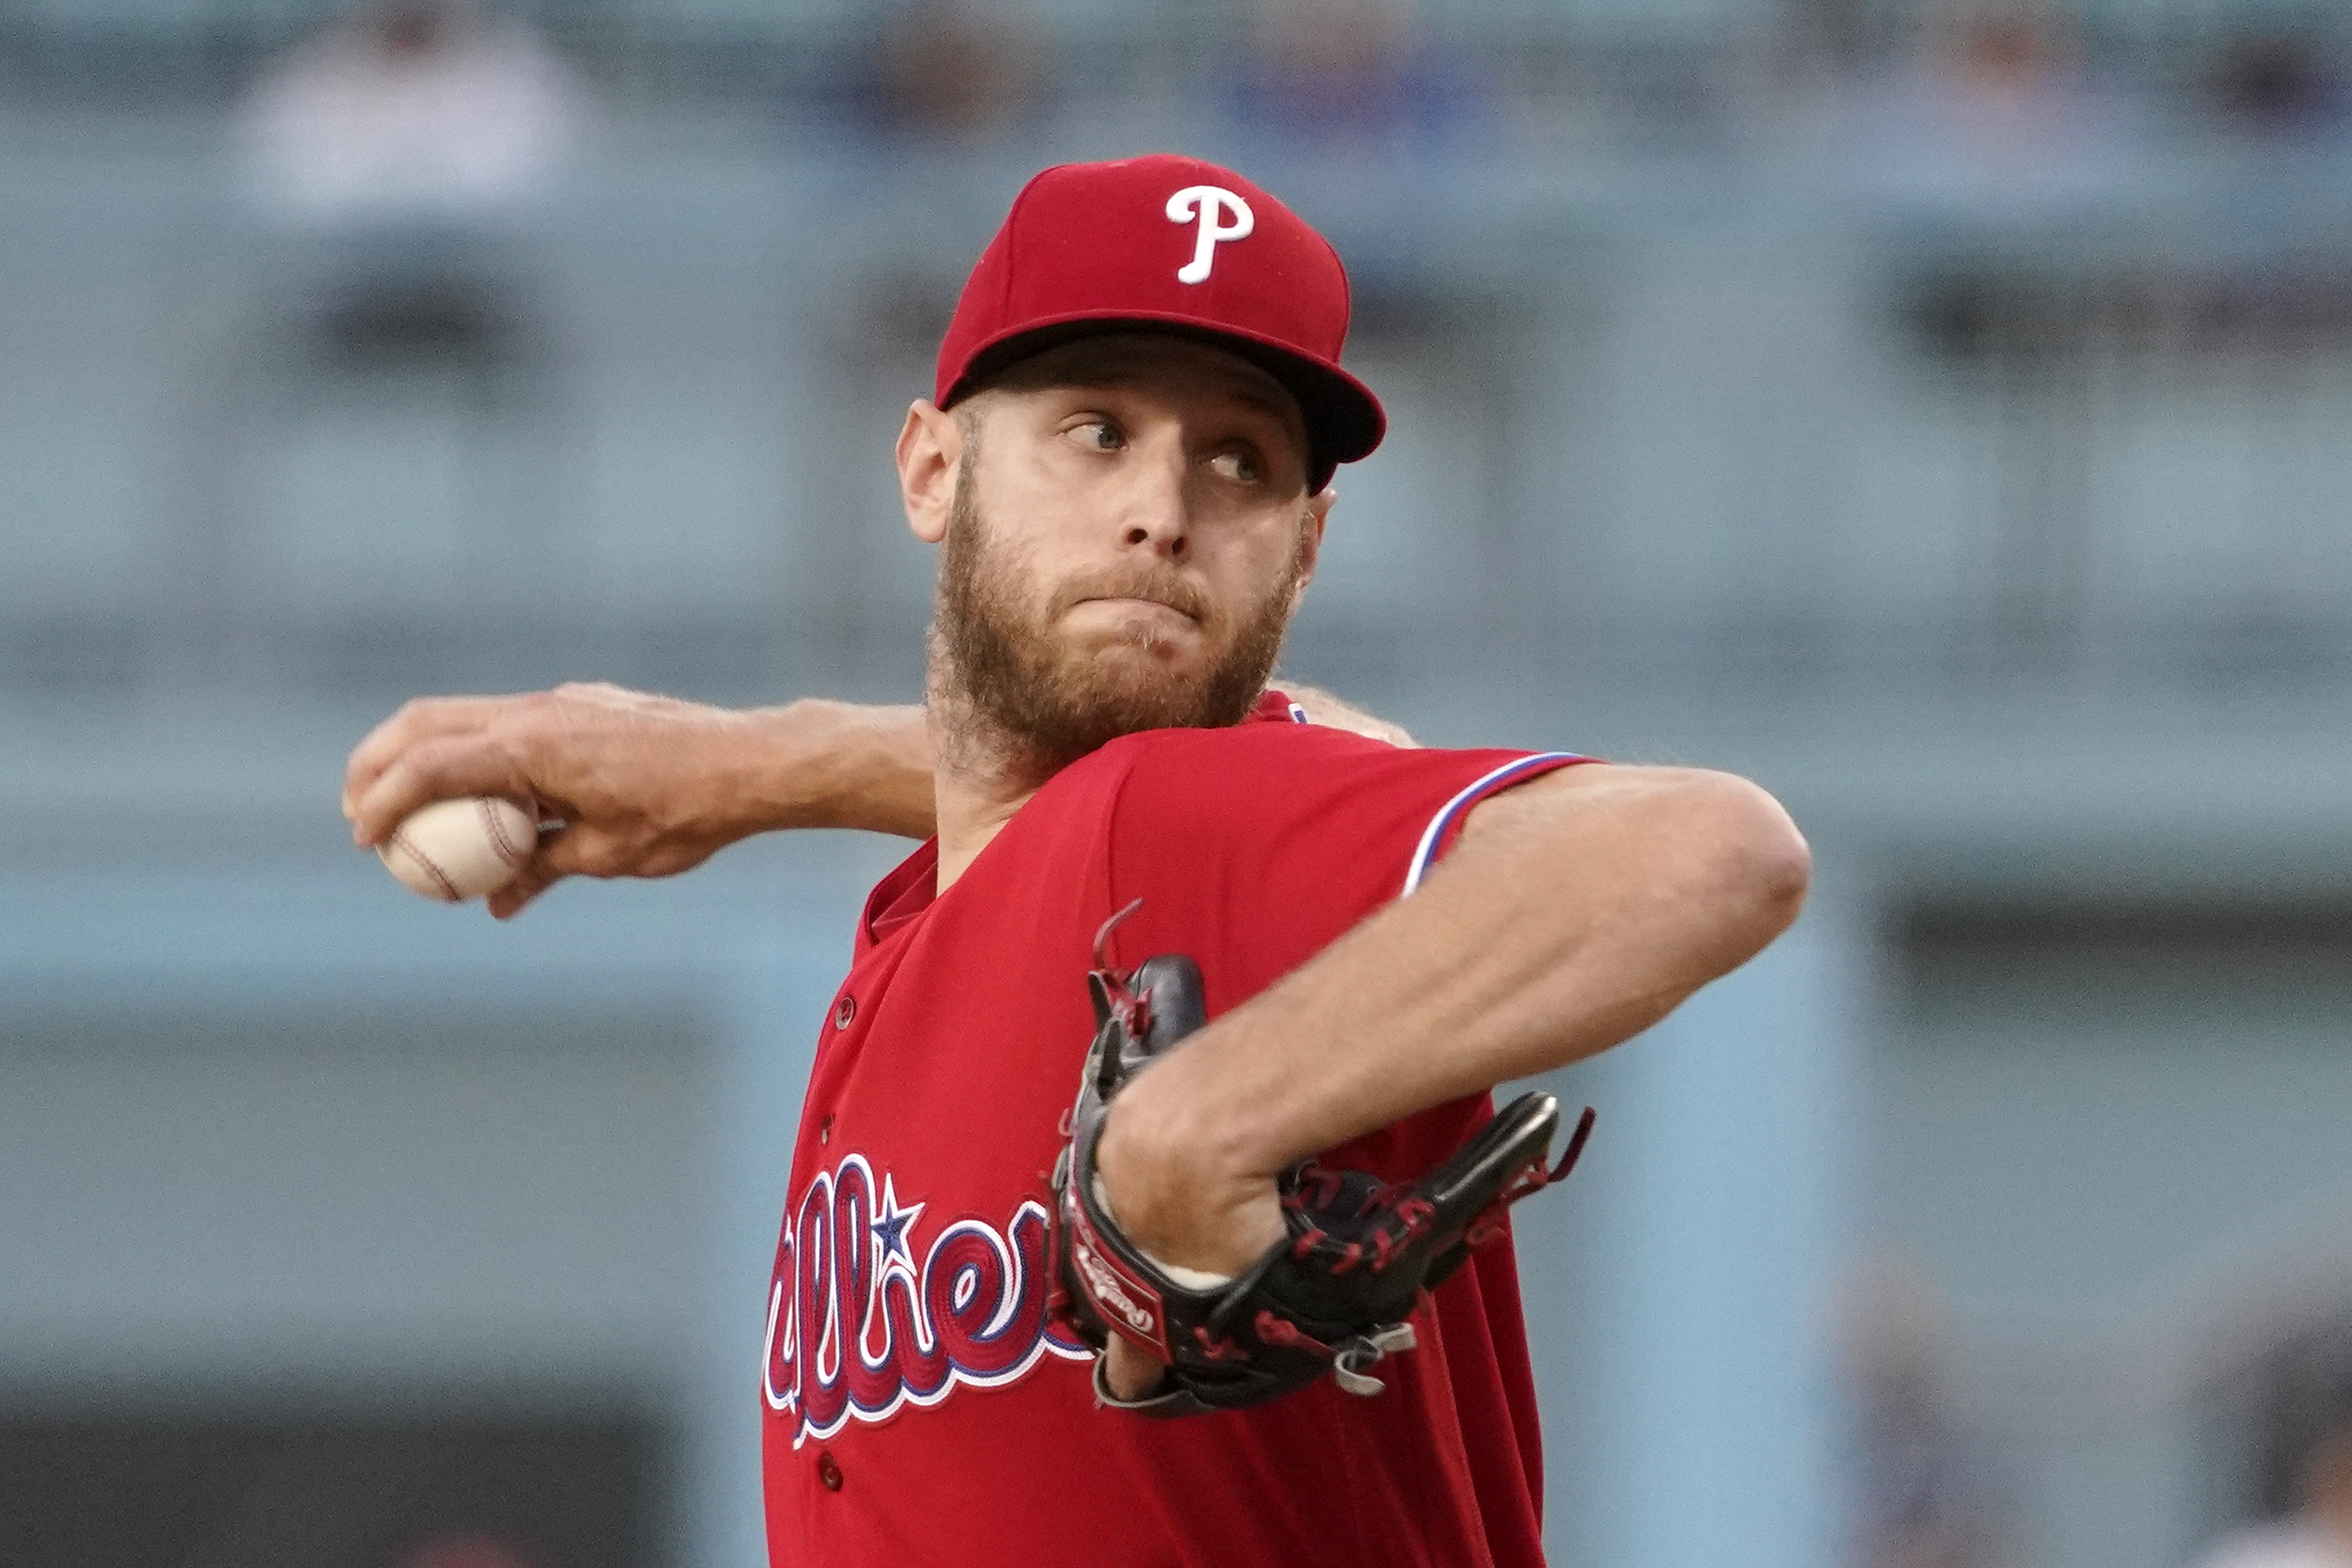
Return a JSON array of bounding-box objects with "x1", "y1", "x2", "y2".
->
[{"x1": 927, "y1": 334, "x2": 1327, "y2": 772}]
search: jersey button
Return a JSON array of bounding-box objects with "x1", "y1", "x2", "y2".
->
[
  {"x1": 817, "y1": 1114, "x2": 834, "y2": 1146},
  {"x1": 817, "y1": 1451, "x2": 843, "y2": 1491},
  {"x1": 833, "y1": 996, "x2": 856, "y2": 1029}
]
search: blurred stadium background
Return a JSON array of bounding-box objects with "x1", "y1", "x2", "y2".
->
[{"x1": 4, "y1": 1, "x2": 2352, "y2": 1565}]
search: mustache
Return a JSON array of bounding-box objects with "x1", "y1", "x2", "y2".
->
[{"x1": 1049, "y1": 566, "x2": 1214, "y2": 625}]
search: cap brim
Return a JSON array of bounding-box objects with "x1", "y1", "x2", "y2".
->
[{"x1": 944, "y1": 314, "x2": 1386, "y2": 492}]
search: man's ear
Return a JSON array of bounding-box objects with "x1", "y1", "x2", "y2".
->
[
  {"x1": 897, "y1": 399, "x2": 965, "y2": 545},
  {"x1": 1288, "y1": 490, "x2": 1333, "y2": 612}
]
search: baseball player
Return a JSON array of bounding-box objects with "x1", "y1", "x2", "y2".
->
[{"x1": 345, "y1": 155, "x2": 1809, "y2": 1565}]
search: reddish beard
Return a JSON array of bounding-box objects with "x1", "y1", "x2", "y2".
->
[{"x1": 931, "y1": 463, "x2": 1305, "y2": 779}]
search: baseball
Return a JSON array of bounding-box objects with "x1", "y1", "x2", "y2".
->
[{"x1": 378, "y1": 796, "x2": 537, "y2": 902}]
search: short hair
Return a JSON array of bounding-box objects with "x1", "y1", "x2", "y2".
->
[{"x1": 952, "y1": 331, "x2": 1312, "y2": 486}]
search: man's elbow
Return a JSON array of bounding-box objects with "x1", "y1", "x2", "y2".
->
[
  {"x1": 1475, "y1": 762, "x2": 1811, "y2": 954},
  {"x1": 1679, "y1": 770, "x2": 1811, "y2": 950}
]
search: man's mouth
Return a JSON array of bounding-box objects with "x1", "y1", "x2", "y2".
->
[{"x1": 1075, "y1": 595, "x2": 1200, "y2": 625}]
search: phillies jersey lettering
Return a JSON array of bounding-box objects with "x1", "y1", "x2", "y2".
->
[
  {"x1": 763, "y1": 692, "x2": 1590, "y2": 1567},
  {"x1": 764, "y1": 1154, "x2": 1088, "y2": 1448}
]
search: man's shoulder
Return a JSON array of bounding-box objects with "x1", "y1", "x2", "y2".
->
[
  {"x1": 1087, "y1": 713, "x2": 1385, "y2": 771},
  {"x1": 1014, "y1": 720, "x2": 1381, "y2": 853},
  {"x1": 1052, "y1": 717, "x2": 1559, "y2": 832}
]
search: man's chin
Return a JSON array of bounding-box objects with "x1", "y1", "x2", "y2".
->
[
  {"x1": 1019, "y1": 641, "x2": 1224, "y2": 731},
  {"x1": 1056, "y1": 667, "x2": 1207, "y2": 726}
]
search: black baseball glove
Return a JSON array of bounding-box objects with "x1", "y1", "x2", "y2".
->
[{"x1": 1049, "y1": 912, "x2": 1595, "y2": 1418}]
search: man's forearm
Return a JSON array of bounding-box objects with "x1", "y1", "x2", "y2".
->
[
  {"x1": 1100, "y1": 764, "x2": 1809, "y2": 1268},
  {"x1": 745, "y1": 700, "x2": 937, "y2": 837}
]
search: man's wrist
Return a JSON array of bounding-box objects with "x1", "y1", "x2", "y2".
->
[
  {"x1": 1096, "y1": 1065, "x2": 1287, "y2": 1278},
  {"x1": 1110, "y1": 1015, "x2": 1296, "y2": 1182}
]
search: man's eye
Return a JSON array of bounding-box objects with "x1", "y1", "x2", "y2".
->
[
  {"x1": 1072, "y1": 420, "x2": 1124, "y2": 452},
  {"x1": 1210, "y1": 449, "x2": 1260, "y2": 482}
]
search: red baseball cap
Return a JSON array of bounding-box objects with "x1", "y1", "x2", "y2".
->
[{"x1": 934, "y1": 154, "x2": 1386, "y2": 493}]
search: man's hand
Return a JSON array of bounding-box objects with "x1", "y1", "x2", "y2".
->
[
  {"x1": 343, "y1": 683, "x2": 934, "y2": 917},
  {"x1": 1088, "y1": 1084, "x2": 1285, "y2": 1401},
  {"x1": 1056, "y1": 949, "x2": 1588, "y2": 1415}
]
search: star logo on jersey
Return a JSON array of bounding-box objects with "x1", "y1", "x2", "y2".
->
[
  {"x1": 870, "y1": 1175, "x2": 923, "y2": 1270},
  {"x1": 764, "y1": 1153, "x2": 1090, "y2": 1446}
]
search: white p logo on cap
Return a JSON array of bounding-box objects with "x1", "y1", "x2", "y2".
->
[{"x1": 1166, "y1": 185, "x2": 1255, "y2": 284}]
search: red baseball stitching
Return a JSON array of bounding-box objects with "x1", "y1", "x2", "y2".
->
[
  {"x1": 479, "y1": 798, "x2": 531, "y2": 869},
  {"x1": 391, "y1": 829, "x2": 462, "y2": 901}
]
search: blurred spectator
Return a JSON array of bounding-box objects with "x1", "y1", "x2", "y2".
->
[
  {"x1": 2205, "y1": 31, "x2": 2349, "y2": 144},
  {"x1": 236, "y1": 1, "x2": 581, "y2": 376},
  {"x1": 1826, "y1": 0, "x2": 2135, "y2": 210},
  {"x1": 1227, "y1": 0, "x2": 1477, "y2": 146},
  {"x1": 866, "y1": 1, "x2": 1051, "y2": 142},
  {"x1": 1838, "y1": 1255, "x2": 2017, "y2": 1568},
  {"x1": 2195, "y1": 1422, "x2": 2352, "y2": 1568},
  {"x1": 238, "y1": 0, "x2": 577, "y2": 229}
]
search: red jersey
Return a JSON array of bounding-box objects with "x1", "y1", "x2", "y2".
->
[{"x1": 761, "y1": 694, "x2": 1587, "y2": 1566}]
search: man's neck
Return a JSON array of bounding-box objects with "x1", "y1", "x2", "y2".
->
[
  {"x1": 931, "y1": 770, "x2": 1035, "y2": 894},
  {"x1": 926, "y1": 689, "x2": 1053, "y2": 894}
]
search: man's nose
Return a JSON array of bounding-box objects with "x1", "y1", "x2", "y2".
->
[{"x1": 1112, "y1": 441, "x2": 1192, "y2": 561}]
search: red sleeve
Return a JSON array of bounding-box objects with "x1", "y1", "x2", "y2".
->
[
  {"x1": 1099, "y1": 721, "x2": 1588, "y2": 985},
  {"x1": 1094, "y1": 720, "x2": 1590, "y2": 1172}
]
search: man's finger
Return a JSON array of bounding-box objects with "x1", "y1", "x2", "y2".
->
[
  {"x1": 483, "y1": 820, "x2": 638, "y2": 919},
  {"x1": 486, "y1": 857, "x2": 560, "y2": 921},
  {"x1": 527, "y1": 823, "x2": 618, "y2": 886},
  {"x1": 1103, "y1": 1337, "x2": 1166, "y2": 1402},
  {"x1": 343, "y1": 696, "x2": 506, "y2": 817},
  {"x1": 352, "y1": 736, "x2": 538, "y2": 847}
]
